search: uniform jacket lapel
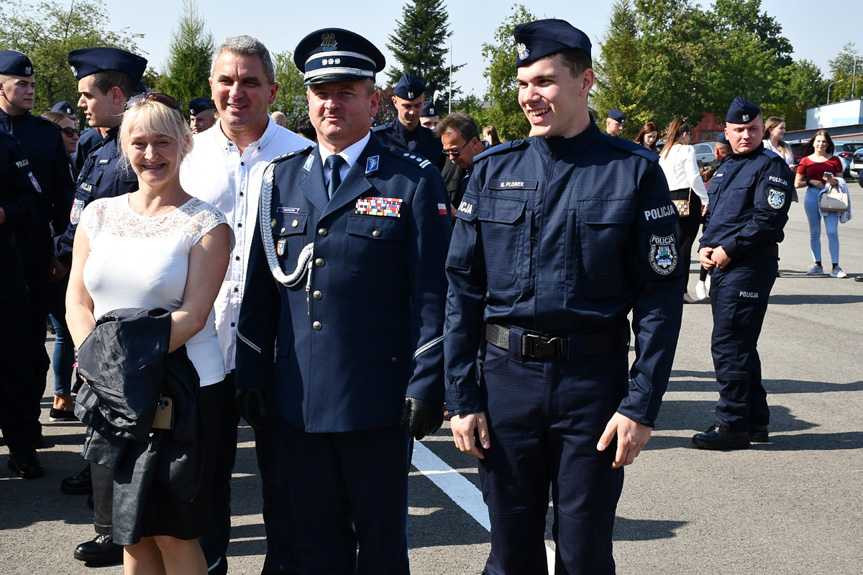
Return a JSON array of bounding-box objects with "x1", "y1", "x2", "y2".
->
[
  {"x1": 299, "y1": 147, "x2": 329, "y2": 213},
  {"x1": 321, "y1": 135, "x2": 380, "y2": 219}
]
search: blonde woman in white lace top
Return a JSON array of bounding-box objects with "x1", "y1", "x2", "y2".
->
[{"x1": 66, "y1": 94, "x2": 231, "y2": 574}]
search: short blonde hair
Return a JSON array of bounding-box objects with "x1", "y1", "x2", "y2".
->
[{"x1": 119, "y1": 97, "x2": 193, "y2": 167}]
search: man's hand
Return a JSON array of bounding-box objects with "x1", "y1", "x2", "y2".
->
[
  {"x1": 236, "y1": 388, "x2": 267, "y2": 431},
  {"x1": 597, "y1": 412, "x2": 652, "y2": 469},
  {"x1": 451, "y1": 412, "x2": 490, "y2": 459},
  {"x1": 49, "y1": 256, "x2": 69, "y2": 283},
  {"x1": 710, "y1": 245, "x2": 731, "y2": 270},
  {"x1": 401, "y1": 397, "x2": 444, "y2": 440},
  {"x1": 699, "y1": 247, "x2": 715, "y2": 270}
]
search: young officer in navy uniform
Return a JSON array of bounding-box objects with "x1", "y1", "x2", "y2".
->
[
  {"x1": 372, "y1": 72, "x2": 445, "y2": 170},
  {"x1": 54, "y1": 46, "x2": 147, "y2": 566},
  {"x1": 0, "y1": 130, "x2": 43, "y2": 479},
  {"x1": 235, "y1": 28, "x2": 452, "y2": 575},
  {"x1": 693, "y1": 98, "x2": 793, "y2": 450},
  {"x1": 0, "y1": 50, "x2": 76, "y2": 427},
  {"x1": 444, "y1": 19, "x2": 683, "y2": 575}
]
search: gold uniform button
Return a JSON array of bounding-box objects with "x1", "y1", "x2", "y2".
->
[{"x1": 312, "y1": 321, "x2": 322, "y2": 331}]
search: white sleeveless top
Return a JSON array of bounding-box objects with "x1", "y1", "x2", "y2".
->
[{"x1": 80, "y1": 195, "x2": 228, "y2": 386}]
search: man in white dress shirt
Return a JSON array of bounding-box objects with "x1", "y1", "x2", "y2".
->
[{"x1": 179, "y1": 35, "x2": 309, "y2": 575}]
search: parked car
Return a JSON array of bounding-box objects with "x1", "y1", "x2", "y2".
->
[
  {"x1": 850, "y1": 148, "x2": 863, "y2": 179},
  {"x1": 692, "y1": 141, "x2": 716, "y2": 167}
]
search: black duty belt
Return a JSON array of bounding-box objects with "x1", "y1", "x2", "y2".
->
[{"x1": 485, "y1": 323, "x2": 630, "y2": 361}]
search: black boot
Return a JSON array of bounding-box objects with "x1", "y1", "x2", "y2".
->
[
  {"x1": 73, "y1": 535, "x2": 123, "y2": 565},
  {"x1": 7, "y1": 448, "x2": 44, "y2": 479},
  {"x1": 692, "y1": 424, "x2": 750, "y2": 450},
  {"x1": 60, "y1": 463, "x2": 92, "y2": 494}
]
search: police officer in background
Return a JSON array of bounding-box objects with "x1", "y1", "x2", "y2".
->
[
  {"x1": 236, "y1": 27, "x2": 451, "y2": 574},
  {"x1": 0, "y1": 50, "x2": 75, "y2": 430},
  {"x1": 55, "y1": 46, "x2": 147, "y2": 566},
  {"x1": 419, "y1": 100, "x2": 439, "y2": 130},
  {"x1": 436, "y1": 111, "x2": 485, "y2": 212},
  {"x1": 373, "y1": 72, "x2": 445, "y2": 169},
  {"x1": 0, "y1": 130, "x2": 43, "y2": 479},
  {"x1": 188, "y1": 96, "x2": 217, "y2": 134},
  {"x1": 606, "y1": 108, "x2": 626, "y2": 137},
  {"x1": 693, "y1": 98, "x2": 792, "y2": 450},
  {"x1": 445, "y1": 19, "x2": 683, "y2": 574}
]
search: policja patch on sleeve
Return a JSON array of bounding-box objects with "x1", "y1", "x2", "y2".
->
[
  {"x1": 648, "y1": 234, "x2": 678, "y2": 275},
  {"x1": 767, "y1": 188, "x2": 786, "y2": 209}
]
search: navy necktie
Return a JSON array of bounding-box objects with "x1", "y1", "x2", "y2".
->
[{"x1": 325, "y1": 154, "x2": 346, "y2": 199}]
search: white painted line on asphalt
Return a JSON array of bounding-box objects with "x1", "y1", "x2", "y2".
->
[{"x1": 413, "y1": 441, "x2": 556, "y2": 573}]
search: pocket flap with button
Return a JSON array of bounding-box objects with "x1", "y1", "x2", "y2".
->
[
  {"x1": 477, "y1": 197, "x2": 526, "y2": 224},
  {"x1": 346, "y1": 214, "x2": 405, "y2": 240},
  {"x1": 576, "y1": 198, "x2": 634, "y2": 225},
  {"x1": 273, "y1": 213, "x2": 308, "y2": 237}
]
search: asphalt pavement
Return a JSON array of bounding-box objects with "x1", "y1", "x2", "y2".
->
[{"x1": 2, "y1": 188, "x2": 863, "y2": 574}]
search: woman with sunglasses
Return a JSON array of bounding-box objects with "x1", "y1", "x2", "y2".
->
[{"x1": 66, "y1": 93, "x2": 231, "y2": 574}]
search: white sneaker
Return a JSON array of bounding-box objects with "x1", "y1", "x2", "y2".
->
[
  {"x1": 807, "y1": 264, "x2": 824, "y2": 275},
  {"x1": 830, "y1": 266, "x2": 847, "y2": 278},
  {"x1": 695, "y1": 280, "x2": 709, "y2": 300}
]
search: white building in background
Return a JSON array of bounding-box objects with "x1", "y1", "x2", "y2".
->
[{"x1": 806, "y1": 99, "x2": 863, "y2": 130}]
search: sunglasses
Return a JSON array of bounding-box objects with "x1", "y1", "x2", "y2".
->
[
  {"x1": 61, "y1": 127, "x2": 80, "y2": 138},
  {"x1": 125, "y1": 92, "x2": 181, "y2": 112},
  {"x1": 442, "y1": 139, "x2": 472, "y2": 159}
]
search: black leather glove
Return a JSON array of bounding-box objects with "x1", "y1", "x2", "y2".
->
[
  {"x1": 236, "y1": 388, "x2": 267, "y2": 431},
  {"x1": 401, "y1": 397, "x2": 444, "y2": 440}
]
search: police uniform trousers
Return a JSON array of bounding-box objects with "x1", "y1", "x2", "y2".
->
[
  {"x1": 479, "y1": 331, "x2": 627, "y2": 575},
  {"x1": 17, "y1": 230, "x2": 52, "y2": 411},
  {"x1": 281, "y1": 418, "x2": 410, "y2": 575},
  {"x1": 709, "y1": 255, "x2": 777, "y2": 431},
  {"x1": 0, "y1": 239, "x2": 40, "y2": 450}
]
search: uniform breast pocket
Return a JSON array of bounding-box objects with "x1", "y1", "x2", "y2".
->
[
  {"x1": 572, "y1": 198, "x2": 634, "y2": 282},
  {"x1": 477, "y1": 197, "x2": 527, "y2": 290},
  {"x1": 272, "y1": 213, "x2": 309, "y2": 264},
  {"x1": 345, "y1": 215, "x2": 407, "y2": 276}
]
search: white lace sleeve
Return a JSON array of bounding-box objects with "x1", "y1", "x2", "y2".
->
[
  {"x1": 188, "y1": 198, "x2": 232, "y2": 249},
  {"x1": 79, "y1": 198, "x2": 108, "y2": 241}
]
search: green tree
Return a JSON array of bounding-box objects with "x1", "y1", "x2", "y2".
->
[
  {"x1": 773, "y1": 60, "x2": 827, "y2": 130},
  {"x1": 270, "y1": 50, "x2": 308, "y2": 128},
  {"x1": 385, "y1": 0, "x2": 463, "y2": 109},
  {"x1": 0, "y1": 0, "x2": 142, "y2": 115},
  {"x1": 710, "y1": 0, "x2": 793, "y2": 67},
  {"x1": 154, "y1": 0, "x2": 213, "y2": 115},
  {"x1": 828, "y1": 42, "x2": 862, "y2": 102},
  {"x1": 480, "y1": 4, "x2": 536, "y2": 141}
]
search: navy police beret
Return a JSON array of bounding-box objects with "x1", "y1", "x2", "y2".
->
[
  {"x1": 513, "y1": 19, "x2": 592, "y2": 67},
  {"x1": 52, "y1": 101, "x2": 76, "y2": 115},
  {"x1": 294, "y1": 28, "x2": 385, "y2": 85},
  {"x1": 421, "y1": 101, "x2": 437, "y2": 117},
  {"x1": 726, "y1": 97, "x2": 761, "y2": 124},
  {"x1": 608, "y1": 109, "x2": 625, "y2": 123},
  {"x1": 67, "y1": 47, "x2": 147, "y2": 82},
  {"x1": 715, "y1": 132, "x2": 729, "y2": 145},
  {"x1": 189, "y1": 97, "x2": 215, "y2": 116},
  {"x1": 393, "y1": 73, "x2": 425, "y2": 100},
  {"x1": 0, "y1": 50, "x2": 34, "y2": 76}
]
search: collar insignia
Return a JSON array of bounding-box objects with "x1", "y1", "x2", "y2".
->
[{"x1": 365, "y1": 155, "x2": 380, "y2": 174}]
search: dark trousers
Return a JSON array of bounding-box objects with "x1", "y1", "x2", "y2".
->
[
  {"x1": 200, "y1": 374, "x2": 299, "y2": 575},
  {"x1": 91, "y1": 461, "x2": 114, "y2": 535},
  {"x1": 0, "y1": 244, "x2": 39, "y2": 449},
  {"x1": 283, "y1": 420, "x2": 410, "y2": 575},
  {"x1": 709, "y1": 258, "x2": 777, "y2": 430},
  {"x1": 670, "y1": 189, "x2": 703, "y2": 293},
  {"x1": 478, "y1": 341, "x2": 627, "y2": 575}
]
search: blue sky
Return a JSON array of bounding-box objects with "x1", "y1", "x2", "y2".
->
[{"x1": 101, "y1": 0, "x2": 859, "y2": 97}]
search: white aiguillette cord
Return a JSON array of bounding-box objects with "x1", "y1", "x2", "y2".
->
[{"x1": 260, "y1": 163, "x2": 314, "y2": 288}]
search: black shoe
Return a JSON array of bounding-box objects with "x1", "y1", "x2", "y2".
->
[
  {"x1": 855, "y1": 276, "x2": 863, "y2": 282},
  {"x1": 692, "y1": 424, "x2": 750, "y2": 450},
  {"x1": 73, "y1": 535, "x2": 123, "y2": 565},
  {"x1": 7, "y1": 448, "x2": 44, "y2": 479},
  {"x1": 49, "y1": 407, "x2": 78, "y2": 421},
  {"x1": 60, "y1": 464, "x2": 93, "y2": 495},
  {"x1": 750, "y1": 425, "x2": 770, "y2": 443}
]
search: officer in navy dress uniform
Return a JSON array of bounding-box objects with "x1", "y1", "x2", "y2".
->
[
  {"x1": 693, "y1": 98, "x2": 792, "y2": 450},
  {"x1": 372, "y1": 72, "x2": 445, "y2": 170},
  {"x1": 188, "y1": 96, "x2": 217, "y2": 134},
  {"x1": 53, "y1": 46, "x2": 147, "y2": 567},
  {"x1": 235, "y1": 27, "x2": 452, "y2": 575},
  {"x1": 444, "y1": 20, "x2": 683, "y2": 575},
  {"x1": 0, "y1": 50, "x2": 76, "y2": 423},
  {"x1": 0, "y1": 129, "x2": 43, "y2": 479}
]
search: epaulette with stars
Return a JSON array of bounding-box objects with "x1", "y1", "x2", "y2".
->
[
  {"x1": 384, "y1": 146, "x2": 436, "y2": 171},
  {"x1": 269, "y1": 145, "x2": 316, "y2": 167}
]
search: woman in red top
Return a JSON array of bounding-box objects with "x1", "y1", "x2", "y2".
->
[{"x1": 794, "y1": 130, "x2": 847, "y2": 278}]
